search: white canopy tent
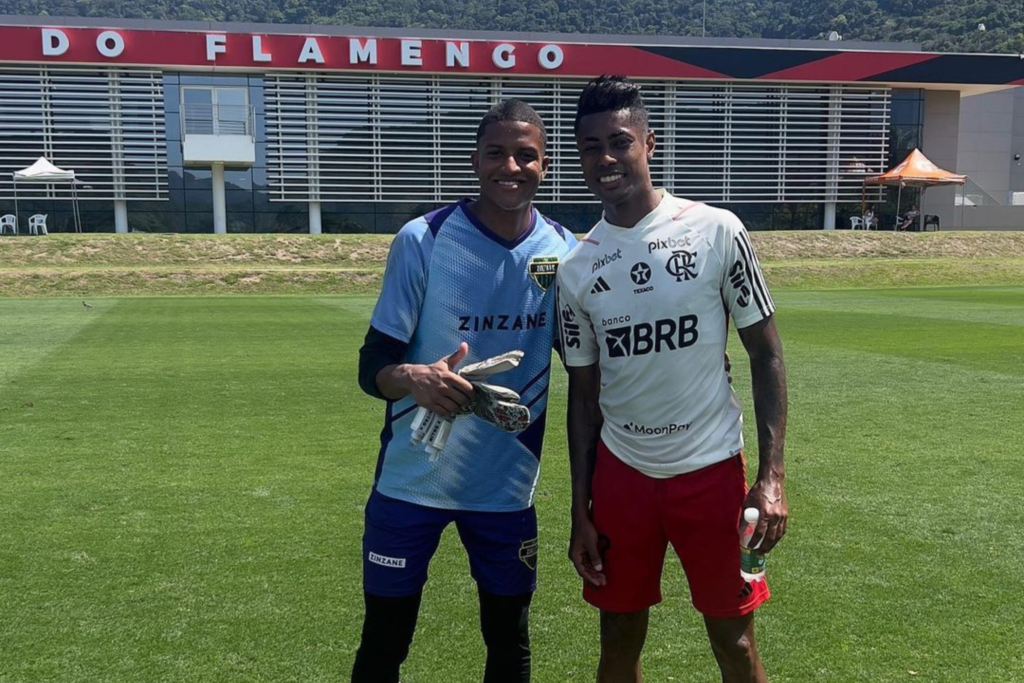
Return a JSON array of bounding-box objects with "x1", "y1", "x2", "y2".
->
[{"x1": 13, "y1": 157, "x2": 82, "y2": 233}]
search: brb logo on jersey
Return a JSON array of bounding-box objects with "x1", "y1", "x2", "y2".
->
[
  {"x1": 560, "y1": 303, "x2": 581, "y2": 349},
  {"x1": 605, "y1": 315, "x2": 699, "y2": 358},
  {"x1": 729, "y1": 260, "x2": 751, "y2": 307}
]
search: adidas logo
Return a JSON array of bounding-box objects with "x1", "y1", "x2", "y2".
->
[{"x1": 591, "y1": 277, "x2": 611, "y2": 294}]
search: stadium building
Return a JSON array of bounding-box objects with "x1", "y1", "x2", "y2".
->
[{"x1": 1, "y1": 15, "x2": 1023, "y2": 234}]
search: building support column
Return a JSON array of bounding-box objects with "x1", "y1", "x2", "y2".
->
[
  {"x1": 824, "y1": 201, "x2": 837, "y2": 230},
  {"x1": 824, "y1": 86, "x2": 841, "y2": 230},
  {"x1": 305, "y1": 77, "x2": 323, "y2": 232},
  {"x1": 114, "y1": 200, "x2": 128, "y2": 233},
  {"x1": 212, "y1": 162, "x2": 226, "y2": 234},
  {"x1": 309, "y1": 201, "x2": 322, "y2": 234}
]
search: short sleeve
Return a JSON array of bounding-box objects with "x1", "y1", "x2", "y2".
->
[
  {"x1": 556, "y1": 266, "x2": 599, "y2": 367},
  {"x1": 719, "y1": 212, "x2": 775, "y2": 329},
  {"x1": 369, "y1": 219, "x2": 431, "y2": 343}
]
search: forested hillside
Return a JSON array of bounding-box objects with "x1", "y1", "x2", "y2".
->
[{"x1": 1, "y1": 0, "x2": 1022, "y2": 53}]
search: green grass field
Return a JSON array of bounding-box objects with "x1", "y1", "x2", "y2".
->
[{"x1": 2, "y1": 287, "x2": 1022, "y2": 683}]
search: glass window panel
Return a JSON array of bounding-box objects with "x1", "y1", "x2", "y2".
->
[
  {"x1": 180, "y1": 75, "x2": 248, "y2": 87},
  {"x1": 165, "y1": 112, "x2": 182, "y2": 141},
  {"x1": 323, "y1": 212, "x2": 375, "y2": 233},
  {"x1": 184, "y1": 189, "x2": 214, "y2": 211},
  {"x1": 183, "y1": 88, "x2": 213, "y2": 105},
  {"x1": 255, "y1": 207, "x2": 308, "y2": 233},
  {"x1": 186, "y1": 212, "x2": 213, "y2": 233},
  {"x1": 184, "y1": 170, "x2": 212, "y2": 190},
  {"x1": 226, "y1": 212, "x2": 255, "y2": 233},
  {"x1": 129, "y1": 210, "x2": 178, "y2": 233},
  {"x1": 216, "y1": 88, "x2": 247, "y2": 107},
  {"x1": 163, "y1": 82, "x2": 180, "y2": 113},
  {"x1": 223, "y1": 170, "x2": 253, "y2": 190},
  {"x1": 167, "y1": 141, "x2": 183, "y2": 166},
  {"x1": 224, "y1": 190, "x2": 253, "y2": 211}
]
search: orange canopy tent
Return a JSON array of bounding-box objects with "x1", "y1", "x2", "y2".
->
[{"x1": 862, "y1": 149, "x2": 966, "y2": 230}]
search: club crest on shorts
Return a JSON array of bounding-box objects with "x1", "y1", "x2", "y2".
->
[
  {"x1": 519, "y1": 538, "x2": 539, "y2": 571},
  {"x1": 528, "y1": 256, "x2": 559, "y2": 292}
]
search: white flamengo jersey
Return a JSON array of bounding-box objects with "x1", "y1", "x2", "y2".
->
[{"x1": 556, "y1": 192, "x2": 774, "y2": 478}]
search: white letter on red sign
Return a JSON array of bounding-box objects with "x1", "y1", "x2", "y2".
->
[
  {"x1": 96, "y1": 31, "x2": 125, "y2": 58},
  {"x1": 299, "y1": 38, "x2": 325, "y2": 64},
  {"x1": 206, "y1": 34, "x2": 227, "y2": 61},
  {"x1": 492, "y1": 43, "x2": 516, "y2": 69},
  {"x1": 538, "y1": 44, "x2": 563, "y2": 70},
  {"x1": 41, "y1": 28, "x2": 69, "y2": 57},
  {"x1": 252, "y1": 36, "x2": 272, "y2": 63},
  {"x1": 446, "y1": 42, "x2": 469, "y2": 68},
  {"x1": 350, "y1": 38, "x2": 377, "y2": 65},
  {"x1": 401, "y1": 40, "x2": 422, "y2": 66}
]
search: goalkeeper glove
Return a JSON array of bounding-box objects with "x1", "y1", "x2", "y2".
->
[{"x1": 409, "y1": 350, "x2": 531, "y2": 461}]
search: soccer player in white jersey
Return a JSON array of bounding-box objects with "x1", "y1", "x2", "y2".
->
[
  {"x1": 556, "y1": 76, "x2": 789, "y2": 683},
  {"x1": 352, "y1": 100, "x2": 576, "y2": 683}
]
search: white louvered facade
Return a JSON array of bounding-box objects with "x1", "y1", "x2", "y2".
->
[
  {"x1": 0, "y1": 66, "x2": 167, "y2": 201},
  {"x1": 265, "y1": 73, "x2": 889, "y2": 204}
]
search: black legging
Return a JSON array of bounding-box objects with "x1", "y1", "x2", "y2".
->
[{"x1": 351, "y1": 588, "x2": 532, "y2": 683}]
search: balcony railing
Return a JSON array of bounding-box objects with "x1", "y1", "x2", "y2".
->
[{"x1": 182, "y1": 104, "x2": 255, "y2": 137}]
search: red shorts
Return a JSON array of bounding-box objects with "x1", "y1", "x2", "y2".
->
[{"x1": 584, "y1": 441, "x2": 770, "y2": 617}]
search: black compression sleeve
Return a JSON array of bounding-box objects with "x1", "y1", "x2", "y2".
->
[
  {"x1": 351, "y1": 591, "x2": 422, "y2": 683},
  {"x1": 358, "y1": 326, "x2": 410, "y2": 400}
]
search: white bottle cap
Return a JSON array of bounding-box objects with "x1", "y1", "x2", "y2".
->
[{"x1": 743, "y1": 507, "x2": 760, "y2": 524}]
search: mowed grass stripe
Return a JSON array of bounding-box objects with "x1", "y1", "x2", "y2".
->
[
  {"x1": 1, "y1": 297, "x2": 374, "y2": 683},
  {"x1": 779, "y1": 307, "x2": 1024, "y2": 376},
  {"x1": 783, "y1": 287, "x2": 1024, "y2": 328},
  {"x1": 745, "y1": 297, "x2": 1021, "y2": 682},
  {"x1": 868, "y1": 285, "x2": 1024, "y2": 305},
  {"x1": 0, "y1": 298, "x2": 115, "y2": 389},
  {"x1": 1, "y1": 289, "x2": 1022, "y2": 682}
]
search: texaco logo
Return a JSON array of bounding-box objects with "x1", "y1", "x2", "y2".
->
[{"x1": 630, "y1": 262, "x2": 652, "y2": 286}]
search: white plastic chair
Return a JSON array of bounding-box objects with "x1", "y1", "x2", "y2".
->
[
  {"x1": 0, "y1": 214, "x2": 16, "y2": 235},
  {"x1": 28, "y1": 214, "x2": 48, "y2": 236},
  {"x1": 849, "y1": 216, "x2": 864, "y2": 230}
]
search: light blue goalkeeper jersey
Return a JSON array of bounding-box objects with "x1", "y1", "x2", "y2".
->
[{"x1": 369, "y1": 199, "x2": 576, "y2": 512}]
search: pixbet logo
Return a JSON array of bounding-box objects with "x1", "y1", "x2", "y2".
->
[
  {"x1": 592, "y1": 248, "x2": 623, "y2": 273},
  {"x1": 647, "y1": 235, "x2": 692, "y2": 253},
  {"x1": 604, "y1": 315, "x2": 699, "y2": 358}
]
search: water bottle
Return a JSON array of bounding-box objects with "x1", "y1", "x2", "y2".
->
[{"x1": 739, "y1": 507, "x2": 766, "y2": 582}]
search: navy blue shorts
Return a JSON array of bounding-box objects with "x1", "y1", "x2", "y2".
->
[{"x1": 362, "y1": 489, "x2": 538, "y2": 598}]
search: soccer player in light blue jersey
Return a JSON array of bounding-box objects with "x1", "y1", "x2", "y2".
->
[{"x1": 352, "y1": 100, "x2": 576, "y2": 683}]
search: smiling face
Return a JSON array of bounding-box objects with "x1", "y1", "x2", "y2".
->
[
  {"x1": 471, "y1": 120, "x2": 550, "y2": 213},
  {"x1": 575, "y1": 108, "x2": 656, "y2": 211}
]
